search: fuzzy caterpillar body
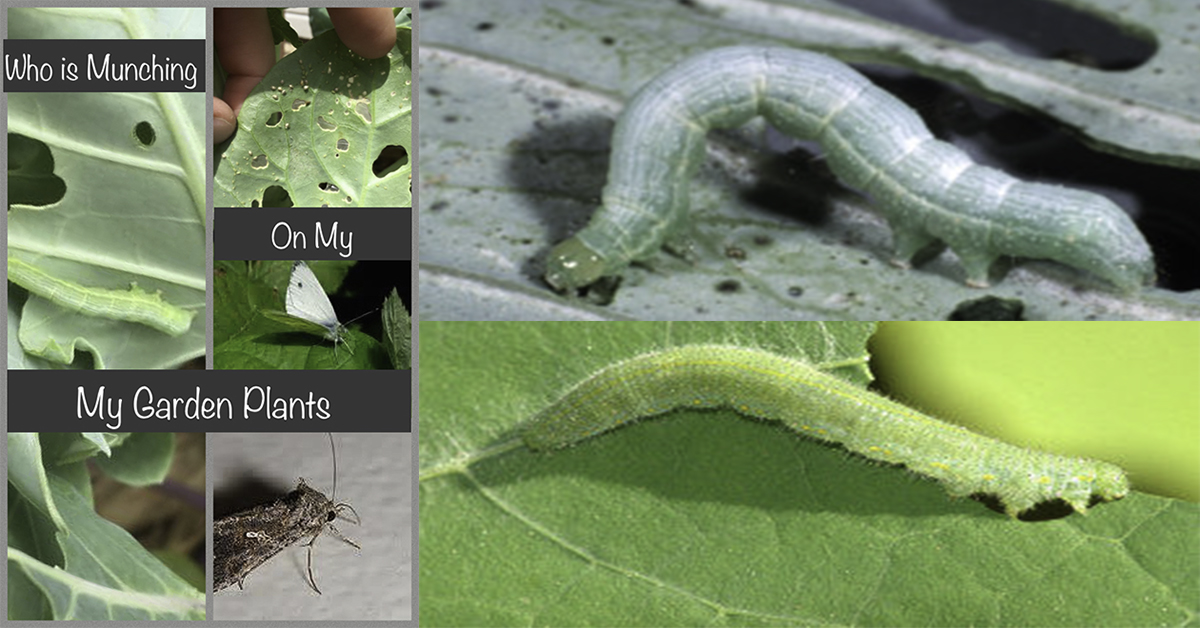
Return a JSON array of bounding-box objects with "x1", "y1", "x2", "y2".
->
[
  {"x1": 522, "y1": 344, "x2": 1129, "y2": 517},
  {"x1": 544, "y1": 46, "x2": 1155, "y2": 293}
]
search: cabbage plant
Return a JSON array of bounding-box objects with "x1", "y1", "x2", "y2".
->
[
  {"x1": 213, "y1": 9, "x2": 413, "y2": 207},
  {"x1": 8, "y1": 433, "x2": 204, "y2": 620},
  {"x1": 7, "y1": 8, "x2": 206, "y2": 369}
]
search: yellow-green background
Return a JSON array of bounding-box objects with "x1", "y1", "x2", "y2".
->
[{"x1": 872, "y1": 322, "x2": 1199, "y2": 502}]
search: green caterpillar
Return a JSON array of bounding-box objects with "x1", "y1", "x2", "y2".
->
[
  {"x1": 9, "y1": 257, "x2": 196, "y2": 336},
  {"x1": 544, "y1": 46, "x2": 1155, "y2": 293},
  {"x1": 523, "y1": 344, "x2": 1128, "y2": 517}
]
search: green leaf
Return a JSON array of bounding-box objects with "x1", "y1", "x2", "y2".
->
[
  {"x1": 394, "y1": 8, "x2": 411, "y2": 28},
  {"x1": 418, "y1": 0, "x2": 1200, "y2": 321},
  {"x1": 8, "y1": 483, "x2": 66, "y2": 569},
  {"x1": 7, "y1": 439, "x2": 203, "y2": 620},
  {"x1": 151, "y1": 549, "x2": 205, "y2": 592},
  {"x1": 7, "y1": 7, "x2": 206, "y2": 368},
  {"x1": 418, "y1": 322, "x2": 1199, "y2": 627},
  {"x1": 381, "y1": 288, "x2": 412, "y2": 369},
  {"x1": 8, "y1": 476, "x2": 204, "y2": 620},
  {"x1": 7, "y1": 434, "x2": 69, "y2": 533},
  {"x1": 266, "y1": 7, "x2": 302, "y2": 48},
  {"x1": 7, "y1": 494, "x2": 58, "y2": 620},
  {"x1": 93, "y1": 433, "x2": 175, "y2": 487},
  {"x1": 214, "y1": 24, "x2": 413, "y2": 207},
  {"x1": 308, "y1": 7, "x2": 333, "y2": 39},
  {"x1": 40, "y1": 433, "x2": 129, "y2": 467}
]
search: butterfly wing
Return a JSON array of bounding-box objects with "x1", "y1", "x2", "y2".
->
[{"x1": 286, "y1": 261, "x2": 341, "y2": 341}]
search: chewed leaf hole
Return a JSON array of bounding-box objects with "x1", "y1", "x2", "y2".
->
[
  {"x1": 8, "y1": 133, "x2": 67, "y2": 208},
  {"x1": 336, "y1": 138, "x2": 349, "y2": 152},
  {"x1": 354, "y1": 101, "x2": 372, "y2": 123},
  {"x1": 373, "y1": 145, "x2": 409, "y2": 178},
  {"x1": 250, "y1": 154, "x2": 269, "y2": 169},
  {"x1": 133, "y1": 121, "x2": 156, "y2": 147},
  {"x1": 318, "y1": 182, "x2": 340, "y2": 193},
  {"x1": 291, "y1": 98, "x2": 311, "y2": 111},
  {"x1": 266, "y1": 111, "x2": 283, "y2": 127},
  {"x1": 316, "y1": 116, "x2": 338, "y2": 131},
  {"x1": 261, "y1": 185, "x2": 293, "y2": 208}
]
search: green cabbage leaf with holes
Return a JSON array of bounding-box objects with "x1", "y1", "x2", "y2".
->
[
  {"x1": 7, "y1": 8, "x2": 206, "y2": 369},
  {"x1": 213, "y1": 12, "x2": 413, "y2": 207}
]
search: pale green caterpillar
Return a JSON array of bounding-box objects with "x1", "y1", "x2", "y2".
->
[
  {"x1": 8, "y1": 257, "x2": 196, "y2": 336},
  {"x1": 522, "y1": 344, "x2": 1129, "y2": 517},
  {"x1": 544, "y1": 46, "x2": 1155, "y2": 292}
]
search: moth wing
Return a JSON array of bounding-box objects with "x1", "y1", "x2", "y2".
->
[
  {"x1": 213, "y1": 500, "x2": 297, "y2": 592},
  {"x1": 285, "y1": 261, "x2": 341, "y2": 340}
]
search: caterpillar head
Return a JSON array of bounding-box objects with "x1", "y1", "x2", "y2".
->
[
  {"x1": 1065, "y1": 216, "x2": 1156, "y2": 292},
  {"x1": 1054, "y1": 460, "x2": 1130, "y2": 514},
  {"x1": 545, "y1": 237, "x2": 607, "y2": 292},
  {"x1": 1016, "y1": 186, "x2": 1156, "y2": 291}
]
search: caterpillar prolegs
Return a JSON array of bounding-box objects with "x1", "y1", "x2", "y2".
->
[{"x1": 544, "y1": 46, "x2": 1155, "y2": 293}]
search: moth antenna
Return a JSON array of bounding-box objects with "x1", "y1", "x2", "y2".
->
[{"x1": 328, "y1": 432, "x2": 338, "y2": 502}]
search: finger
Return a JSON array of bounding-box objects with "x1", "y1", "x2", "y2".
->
[
  {"x1": 213, "y1": 97, "x2": 236, "y2": 144},
  {"x1": 213, "y1": 8, "x2": 276, "y2": 116},
  {"x1": 328, "y1": 8, "x2": 396, "y2": 59}
]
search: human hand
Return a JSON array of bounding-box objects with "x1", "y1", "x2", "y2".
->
[{"x1": 213, "y1": 7, "x2": 397, "y2": 144}]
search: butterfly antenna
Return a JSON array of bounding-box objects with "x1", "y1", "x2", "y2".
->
[
  {"x1": 342, "y1": 307, "x2": 380, "y2": 327},
  {"x1": 335, "y1": 307, "x2": 379, "y2": 362}
]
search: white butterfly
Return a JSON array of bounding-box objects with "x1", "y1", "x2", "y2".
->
[{"x1": 286, "y1": 261, "x2": 350, "y2": 353}]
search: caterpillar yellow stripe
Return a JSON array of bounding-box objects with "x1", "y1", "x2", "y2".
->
[
  {"x1": 522, "y1": 344, "x2": 1129, "y2": 517},
  {"x1": 544, "y1": 46, "x2": 1155, "y2": 293}
]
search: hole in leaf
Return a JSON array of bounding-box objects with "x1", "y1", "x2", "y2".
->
[
  {"x1": 261, "y1": 185, "x2": 293, "y2": 208},
  {"x1": 251, "y1": 154, "x2": 269, "y2": 169},
  {"x1": 336, "y1": 138, "x2": 349, "y2": 152},
  {"x1": 373, "y1": 145, "x2": 409, "y2": 178},
  {"x1": 345, "y1": 196, "x2": 352, "y2": 203},
  {"x1": 318, "y1": 182, "x2": 340, "y2": 193},
  {"x1": 8, "y1": 134, "x2": 67, "y2": 208},
  {"x1": 354, "y1": 101, "x2": 372, "y2": 123},
  {"x1": 316, "y1": 116, "x2": 338, "y2": 131},
  {"x1": 266, "y1": 111, "x2": 283, "y2": 127},
  {"x1": 133, "y1": 121, "x2": 156, "y2": 147},
  {"x1": 291, "y1": 98, "x2": 310, "y2": 111}
]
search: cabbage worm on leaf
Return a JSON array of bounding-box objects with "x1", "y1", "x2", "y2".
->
[
  {"x1": 522, "y1": 344, "x2": 1129, "y2": 517},
  {"x1": 544, "y1": 46, "x2": 1156, "y2": 293},
  {"x1": 8, "y1": 257, "x2": 196, "y2": 336}
]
